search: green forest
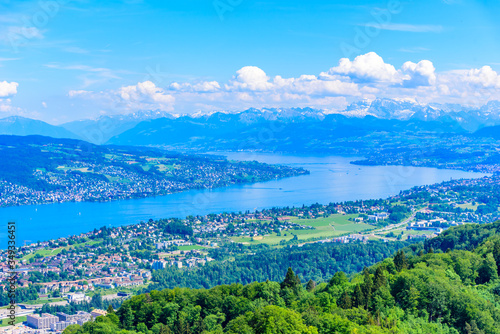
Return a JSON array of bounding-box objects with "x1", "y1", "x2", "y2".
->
[
  {"x1": 148, "y1": 241, "x2": 412, "y2": 291},
  {"x1": 61, "y1": 222, "x2": 500, "y2": 334}
]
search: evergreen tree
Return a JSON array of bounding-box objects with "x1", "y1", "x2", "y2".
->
[
  {"x1": 373, "y1": 266, "x2": 386, "y2": 290},
  {"x1": 281, "y1": 267, "x2": 300, "y2": 291},
  {"x1": 394, "y1": 250, "x2": 408, "y2": 272},
  {"x1": 305, "y1": 279, "x2": 316, "y2": 292},
  {"x1": 354, "y1": 284, "x2": 365, "y2": 308},
  {"x1": 107, "y1": 305, "x2": 115, "y2": 314}
]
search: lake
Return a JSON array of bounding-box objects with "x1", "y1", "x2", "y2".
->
[{"x1": 0, "y1": 153, "x2": 489, "y2": 245}]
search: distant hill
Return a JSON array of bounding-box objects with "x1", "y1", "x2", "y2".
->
[
  {"x1": 0, "y1": 116, "x2": 80, "y2": 139},
  {"x1": 474, "y1": 125, "x2": 500, "y2": 140},
  {"x1": 61, "y1": 110, "x2": 175, "y2": 144}
]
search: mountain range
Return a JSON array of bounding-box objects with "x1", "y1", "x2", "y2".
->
[
  {"x1": 2, "y1": 99, "x2": 500, "y2": 146},
  {"x1": 0, "y1": 116, "x2": 81, "y2": 140}
]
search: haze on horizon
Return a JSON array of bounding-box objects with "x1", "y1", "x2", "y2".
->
[{"x1": 0, "y1": 0, "x2": 499, "y2": 124}]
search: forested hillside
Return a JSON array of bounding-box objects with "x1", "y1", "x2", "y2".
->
[
  {"x1": 425, "y1": 221, "x2": 500, "y2": 252},
  {"x1": 147, "y1": 241, "x2": 412, "y2": 291},
  {"x1": 63, "y1": 222, "x2": 500, "y2": 334}
]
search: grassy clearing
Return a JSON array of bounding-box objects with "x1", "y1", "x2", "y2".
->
[
  {"x1": 56, "y1": 166, "x2": 90, "y2": 172},
  {"x1": 178, "y1": 245, "x2": 206, "y2": 251},
  {"x1": 21, "y1": 298, "x2": 65, "y2": 305},
  {"x1": 22, "y1": 248, "x2": 63, "y2": 261},
  {"x1": 232, "y1": 214, "x2": 374, "y2": 246},
  {"x1": 64, "y1": 240, "x2": 100, "y2": 250},
  {"x1": 0, "y1": 315, "x2": 26, "y2": 327},
  {"x1": 156, "y1": 164, "x2": 175, "y2": 172},
  {"x1": 456, "y1": 202, "x2": 479, "y2": 211},
  {"x1": 21, "y1": 240, "x2": 100, "y2": 261}
]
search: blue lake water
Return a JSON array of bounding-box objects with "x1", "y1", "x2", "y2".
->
[{"x1": 0, "y1": 153, "x2": 489, "y2": 245}]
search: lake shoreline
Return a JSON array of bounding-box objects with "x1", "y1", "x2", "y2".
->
[{"x1": 0, "y1": 153, "x2": 489, "y2": 244}]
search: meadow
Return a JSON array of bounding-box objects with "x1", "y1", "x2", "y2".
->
[{"x1": 231, "y1": 214, "x2": 374, "y2": 246}]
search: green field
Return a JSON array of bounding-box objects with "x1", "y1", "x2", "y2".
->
[
  {"x1": 21, "y1": 248, "x2": 63, "y2": 261},
  {"x1": 231, "y1": 214, "x2": 374, "y2": 246},
  {"x1": 21, "y1": 240, "x2": 100, "y2": 261},
  {"x1": 456, "y1": 202, "x2": 479, "y2": 211},
  {"x1": 21, "y1": 298, "x2": 65, "y2": 305},
  {"x1": 0, "y1": 315, "x2": 26, "y2": 327},
  {"x1": 56, "y1": 166, "x2": 90, "y2": 172},
  {"x1": 178, "y1": 245, "x2": 206, "y2": 251}
]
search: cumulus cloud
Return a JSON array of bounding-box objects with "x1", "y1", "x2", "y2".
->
[
  {"x1": 431, "y1": 66, "x2": 500, "y2": 104},
  {"x1": 322, "y1": 52, "x2": 400, "y2": 83},
  {"x1": 457, "y1": 66, "x2": 500, "y2": 88},
  {"x1": 273, "y1": 75, "x2": 359, "y2": 96},
  {"x1": 0, "y1": 81, "x2": 18, "y2": 98},
  {"x1": 401, "y1": 60, "x2": 436, "y2": 87},
  {"x1": 227, "y1": 66, "x2": 273, "y2": 91},
  {"x1": 119, "y1": 81, "x2": 175, "y2": 107},
  {"x1": 65, "y1": 52, "x2": 500, "y2": 114}
]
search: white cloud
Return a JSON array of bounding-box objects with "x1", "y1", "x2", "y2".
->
[
  {"x1": 121, "y1": 81, "x2": 172, "y2": 103},
  {"x1": 0, "y1": 98, "x2": 24, "y2": 115},
  {"x1": 68, "y1": 90, "x2": 92, "y2": 97},
  {"x1": 0, "y1": 81, "x2": 18, "y2": 98},
  {"x1": 119, "y1": 81, "x2": 175, "y2": 107},
  {"x1": 170, "y1": 81, "x2": 221, "y2": 92},
  {"x1": 227, "y1": 66, "x2": 273, "y2": 91},
  {"x1": 431, "y1": 66, "x2": 500, "y2": 105},
  {"x1": 322, "y1": 52, "x2": 400, "y2": 83},
  {"x1": 401, "y1": 60, "x2": 436, "y2": 87},
  {"x1": 457, "y1": 66, "x2": 500, "y2": 88},
  {"x1": 273, "y1": 75, "x2": 359, "y2": 96}
]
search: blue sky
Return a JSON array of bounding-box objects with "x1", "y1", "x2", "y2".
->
[{"x1": 0, "y1": 0, "x2": 499, "y2": 123}]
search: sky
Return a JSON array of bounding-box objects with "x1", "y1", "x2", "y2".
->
[{"x1": 0, "y1": 0, "x2": 499, "y2": 124}]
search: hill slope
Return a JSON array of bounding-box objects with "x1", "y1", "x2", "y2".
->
[
  {"x1": 0, "y1": 116, "x2": 80, "y2": 139},
  {"x1": 475, "y1": 125, "x2": 500, "y2": 140},
  {"x1": 61, "y1": 110, "x2": 174, "y2": 144}
]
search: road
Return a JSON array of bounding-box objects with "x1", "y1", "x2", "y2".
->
[{"x1": 367, "y1": 209, "x2": 422, "y2": 239}]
